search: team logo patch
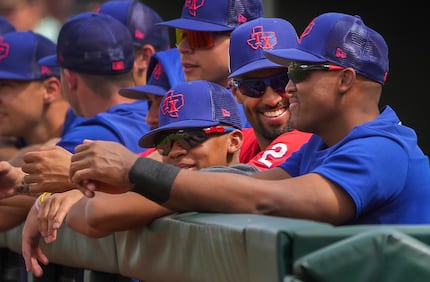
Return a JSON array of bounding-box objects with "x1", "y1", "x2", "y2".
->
[
  {"x1": 161, "y1": 90, "x2": 184, "y2": 118},
  {"x1": 112, "y1": 61, "x2": 124, "y2": 71},
  {"x1": 247, "y1": 25, "x2": 277, "y2": 50},
  {"x1": 335, "y1": 47, "x2": 347, "y2": 59},
  {"x1": 221, "y1": 108, "x2": 231, "y2": 117},
  {"x1": 185, "y1": 0, "x2": 204, "y2": 17},
  {"x1": 134, "y1": 29, "x2": 144, "y2": 40},
  {"x1": 41, "y1": 65, "x2": 52, "y2": 75}
]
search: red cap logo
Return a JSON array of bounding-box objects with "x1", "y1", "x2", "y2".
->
[
  {"x1": 112, "y1": 61, "x2": 124, "y2": 71},
  {"x1": 161, "y1": 90, "x2": 184, "y2": 118},
  {"x1": 0, "y1": 39, "x2": 9, "y2": 62},
  {"x1": 298, "y1": 18, "x2": 316, "y2": 44},
  {"x1": 247, "y1": 26, "x2": 278, "y2": 50},
  {"x1": 152, "y1": 62, "x2": 163, "y2": 80},
  {"x1": 185, "y1": 0, "x2": 204, "y2": 16}
]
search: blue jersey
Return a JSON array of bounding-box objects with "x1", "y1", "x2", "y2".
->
[
  {"x1": 61, "y1": 107, "x2": 87, "y2": 135},
  {"x1": 57, "y1": 100, "x2": 149, "y2": 153},
  {"x1": 279, "y1": 106, "x2": 430, "y2": 224}
]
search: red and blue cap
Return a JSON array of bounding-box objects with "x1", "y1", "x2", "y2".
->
[
  {"x1": 139, "y1": 80, "x2": 242, "y2": 147},
  {"x1": 40, "y1": 12, "x2": 134, "y2": 75},
  {"x1": 120, "y1": 48, "x2": 184, "y2": 99},
  {"x1": 0, "y1": 31, "x2": 59, "y2": 80},
  {"x1": 157, "y1": 0, "x2": 264, "y2": 32},
  {"x1": 228, "y1": 17, "x2": 298, "y2": 78},
  {"x1": 97, "y1": 0, "x2": 169, "y2": 51},
  {"x1": 264, "y1": 12, "x2": 389, "y2": 85},
  {"x1": 0, "y1": 16, "x2": 15, "y2": 35}
]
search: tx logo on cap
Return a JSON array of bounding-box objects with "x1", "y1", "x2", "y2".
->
[
  {"x1": 298, "y1": 19, "x2": 315, "y2": 44},
  {"x1": 186, "y1": 0, "x2": 204, "y2": 16},
  {"x1": 0, "y1": 39, "x2": 9, "y2": 61},
  {"x1": 247, "y1": 26, "x2": 277, "y2": 50},
  {"x1": 152, "y1": 62, "x2": 163, "y2": 80},
  {"x1": 161, "y1": 90, "x2": 184, "y2": 118}
]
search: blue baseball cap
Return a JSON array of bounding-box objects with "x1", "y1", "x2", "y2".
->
[
  {"x1": 139, "y1": 80, "x2": 242, "y2": 147},
  {"x1": 264, "y1": 12, "x2": 389, "y2": 85},
  {"x1": 0, "y1": 16, "x2": 15, "y2": 35},
  {"x1": 97, "y1": 0, "x2": 169, "y2": 51},
  {"x1": 228, "y1": 17, "x2": 298, "y2": 78},
  {"x1": 120, "y1": 48, "x2": 184, "y2": 99},
  {"x1": 120, "y1": 61, "x2": 170, "y2": 98},
  {"x1": 40, "y1": 12, "x2": 134, "y2": 75},
  {"x1": 157, "y1": 0, "x2": 264, "y2": 32},
  {"x1": 0, "y1": 31, "x2": 59, "y2": 80}
]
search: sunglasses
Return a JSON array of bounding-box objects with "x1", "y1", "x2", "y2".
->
[
  {"x1": 287, "y1": 63, "x2": 345, "y2": 84},
  {"x1": 156, "y1": 126, "x2": 235, "y2": 156},
  {"x1": 232, "y1": 72, "x2": 289, "y2": 98},
  {"x1": 176, "y1": 29, "x2": 215, "y2": 49}
]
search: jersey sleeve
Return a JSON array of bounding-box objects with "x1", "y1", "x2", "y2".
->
[{"x1": 247, "y1": 130, "x2": 312, "y2": 170}]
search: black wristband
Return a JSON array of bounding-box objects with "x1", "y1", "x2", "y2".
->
[{"x1": 128, "y1": 157, "x2": 180, "y2": 204}]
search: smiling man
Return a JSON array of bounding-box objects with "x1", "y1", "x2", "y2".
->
[{"x1": 228, "y1": 17, "x2": 312, "y2": 170}]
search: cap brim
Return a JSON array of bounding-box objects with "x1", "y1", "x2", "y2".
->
[
  {"x1": 119, "y1": 85, "x2": 167, "y2": 99},
  {"x1": 264, "y1": 49, "x2": 326, "y2": 66},
  {"x1": 38, "y1": 55, "x2": 59, "y2": 67},
  {"x1": 0, "y1": 70, "x2": 31, "y2": 80},
  {"x1": 139, "y1": 120, "x2": 219, "y2": 148},
  {"x1": 156, "y1": 19, "x2": 232, "y2": 32},
  {"x1": 228, "y1": 59, "x2": 286, "y2": 78}
]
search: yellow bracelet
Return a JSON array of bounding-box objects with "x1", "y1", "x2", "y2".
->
[{"x1": 38, "y1": 192, "x2": 50, "y2": 206}]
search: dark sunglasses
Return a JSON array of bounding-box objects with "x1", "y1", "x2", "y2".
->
[
  {"x1": 176, "y1": 29, "x2": 216, "y2": 49},
  {"x1": 232, "y1": 72, "x2": 289, "y2": 98},
  {"x1": 156, "y1": 126, "x2": 235, "y2": 156},
  {"x1": 287, "y1": 63, "x2": 345, "y2": 84}
]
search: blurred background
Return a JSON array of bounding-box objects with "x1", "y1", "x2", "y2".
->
[{"x1": 1, "y1": 0, "x2": 427, "y2": 156}]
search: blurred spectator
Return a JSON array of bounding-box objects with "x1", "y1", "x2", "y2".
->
[{"x1": 0, "y1": 0, "x2": 61, "y2": 42}]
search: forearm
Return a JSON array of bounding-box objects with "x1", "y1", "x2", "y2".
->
[
  {"x1": 66, "y1": 197, "x2": 108, "y2": 238},
  {"x1": 83, "y1": 192, "x2": 173, "y2": 234},
  {"x1": 0, "y1": 206, "x2": 29, "y2": 231},
  {"x1": 128, "y1": 158, "x2": 260, "y2": 212},
  {"x1": 0, "y1": 195, "x2": 36, "y2": 231}
]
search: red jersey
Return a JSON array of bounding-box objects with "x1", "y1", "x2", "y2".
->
[
  {"x1": 139, "y1": 148, "x2": 155, "y2": 157},
  {"x1": 240, "y1": 128, "x2": 312, "y2": 170}
]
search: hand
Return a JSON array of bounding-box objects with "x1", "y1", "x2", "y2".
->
[
  {"x1": 70, "y1": 140, "x2": 138, "y2": 196},
  {"x1": 22, "y1": 203, "x2": 49, "y2": 277},
  {"x1": 36, "y1": 190, "x2": 84, "y2": 243},
  {"x1": 0, "y1": 161, "x2": 24, "y2": 199},
  {"x1": 21, "y1": 146, "x2": 75, "y2": 194}
]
